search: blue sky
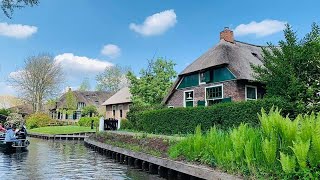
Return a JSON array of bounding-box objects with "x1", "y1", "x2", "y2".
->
[{"x1": 0, "y1": 0, "x2": 319, "y2": 96}]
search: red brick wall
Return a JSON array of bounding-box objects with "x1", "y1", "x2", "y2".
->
[{"x1": 166, "y1": 80, "x2": 264, "y2": 107}]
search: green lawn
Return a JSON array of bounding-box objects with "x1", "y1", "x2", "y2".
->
[{"x1": 28, "y1": 126, "x2": 96, "y2": 135}]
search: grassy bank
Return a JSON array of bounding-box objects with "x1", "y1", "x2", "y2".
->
[
  {"x1": 92, "y1": 132, "x2": 178, "y2": 158},
  {"x1": 29, "y1": 126, "x2": 96, "y2": 135}
]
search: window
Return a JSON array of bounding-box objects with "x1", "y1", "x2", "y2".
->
[
  {"x1": 205, "y1": 85, "x2": 223, "y2": 106},
  {"x1": 245, "y1": 85, "x2": 257, "y2": 100},
  {"x1": 184, "y1": 90, "x2": 194, "y2": 107},
  {"x1": 119, "y1": 105, "x2": 123, "y2": 118},
  {"x1": 77, "y1": 102, "x2": 86, "y2": 110},
  {"x1": 168, "y1": 106, "x2": 174, "y2": 108},
  {"x1": 199, "y1": 71, "x2": 211, "y2": 84},
  {"x1": 112, "y1": 105, "x2": 116, "y2": 117},
  {"x1": 128, "y1": 104, "x2": 132, "y2": 110}
]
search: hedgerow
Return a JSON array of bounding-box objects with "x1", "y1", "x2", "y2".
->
[{"x1": 130, "y1": 98, "x2": 296, "y2": 134}]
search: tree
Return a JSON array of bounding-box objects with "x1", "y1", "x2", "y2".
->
[
  {"x1": 96, "y1": 64, "x2": 130, "y2": 93},
  {"x1": 9, "y1": 54, "x2": 63, "y2": 112},
  {"x1": 78, "y1": 77, "x2": 91, "y2": 91},
  {"x1": 1, "y1": 0, "x2": 39, "y2": 18},
  {"x1": 252, "y1": 23, "x2": 320, "y2": 112},
  {"x1": 127, "y1": 57, "x2": 177, "y2": 106},
  {"x1": 81, "y1": 105, "x2": 98, "y2": 117},
  {"x1": 65, "y1": 89, "x2": 77, "y2": 111},
  {"x1": 0, "y1": 95, "x2": 23, "y2": 108}
]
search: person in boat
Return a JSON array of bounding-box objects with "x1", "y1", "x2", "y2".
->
[
  {"x1": 0, "y1": 123, "x2": 6, "y2": 133},
  {"x1": 17, "y1": 125, "x2": 27, "y2": 139},
  {"x1": 4, "y1": 124, "x2": 18, "y2": 142}
]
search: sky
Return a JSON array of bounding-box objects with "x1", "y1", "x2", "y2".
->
[{"x1": 0, "y1": 0, "x2": 319, "y2": 96}]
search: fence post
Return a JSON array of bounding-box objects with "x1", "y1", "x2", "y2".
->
[{"x1": 99, "y1": 117, "x2": 104, "y2": 132}]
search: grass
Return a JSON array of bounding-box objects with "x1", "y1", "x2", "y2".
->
[{"x1": 28, "y1": 126, "x2": 96, "y2": 135}]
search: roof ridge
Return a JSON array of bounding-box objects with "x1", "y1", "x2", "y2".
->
[{"x1": 234, "y1": 40, "x2": 268, "y2": 47}]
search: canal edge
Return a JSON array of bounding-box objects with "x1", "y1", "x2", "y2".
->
[{"x1": 84, "y1": 138, "x2": 242, "y2": 180}]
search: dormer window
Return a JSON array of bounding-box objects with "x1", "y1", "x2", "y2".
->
[{"x1": 77, "y1": 102, "x2": 86, "y2": 109}]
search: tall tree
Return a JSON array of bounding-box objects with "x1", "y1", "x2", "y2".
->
[
  {"x1": 127, "y1": 57, "x2": 177, "y2": 106},
  {"x1": 78, "y1": 77, "x2": 91, "y2": 92},
  {"x1": 1, "y1": 0, "x2": 39, "y2": 18},
  {"x1": 9, "y1": 54, "x2": 63, "y2": 112},
  {"x1": 252, "y1": 23, "x2": 320, "y2": 112},
  {"x1": 65, "y1": 89, "x2": 77, "y2": 114},
  {"x1": 96, "y1": 64, "x2": 130, "y2": 93}
]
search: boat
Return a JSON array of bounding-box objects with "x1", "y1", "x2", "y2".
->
[{"x1": 0, "y1": 132, "x2": 30, "y2": 152}]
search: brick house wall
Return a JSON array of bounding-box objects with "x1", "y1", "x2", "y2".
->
[{"x1": 166, "y1": 79, "x2": 264, "y2": 107}]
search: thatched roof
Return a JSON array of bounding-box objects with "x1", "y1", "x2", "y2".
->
[
  {"x1": 102, "y1": 87, "x2": 132, "y2": 106},
  {"x1": 53, "y1": 91, "x2": 112, "y2": 110},
  {"x1": 163, "y1": 39, "x2": 266, "y2": 104},
  {"x1": 180, "y1": 40, "x2": 265, "y2": 80},
  {"x1": 9, "y1": 104, "x2": 33, "y2": 115}
]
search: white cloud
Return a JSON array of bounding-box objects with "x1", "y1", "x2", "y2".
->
[
  {"x1": 234, "y1": 19, "x2": 286, "y2": 37},
  {"x1": 0, "y1": 22, "x2": 37, "y2": 39},
  {"x1": 101, "y1": 44, "x2": 121, "y2": 58},
  {"x1": 54, "y1": 53, "x2": 113, "y2": 74},
  {"x1": 129, "y1": 9, "x2": 177, "y2": 36}
]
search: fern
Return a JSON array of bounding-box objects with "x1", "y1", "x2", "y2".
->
[
  {"x1": 291, "y1": 140, "x2": 310, "y2": 169},
  {"x1": 279, "y1": 152, "x2": 296, "y2": 174},
  {"x1": 262, "y1": 138, "x2": 277, "y2": 166}
]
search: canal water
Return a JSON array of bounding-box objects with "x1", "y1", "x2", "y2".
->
[{"x1": 0, "y1": 138, "x2": 163, "y2": 180}]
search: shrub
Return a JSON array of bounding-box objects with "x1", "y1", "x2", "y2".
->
[
  {"x1": 131, "y1": 98, "x2": 295, "y2": 134},
  {"x1": 81, "y1": 105, "x2": 98, "y2": 117},
  {"x1": 78, "y1": 117, "x2": 99, "y2": 127},
  {"x1": 168, "y1": 108, "x2": 320, "y2": 178},
  {"x1": 0, "y1": 108, "x2": 11, "y2": 116},
  {"x1": 120, "y1": 118, "x2": 132, "y2": 130},
  {"x1": 26, "y1": 113, "x2": 52, "y2": 129}
]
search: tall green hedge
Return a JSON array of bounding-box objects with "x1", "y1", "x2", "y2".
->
[{"x1": 132, "y1": 98, "x2": 296, "y2": 134}]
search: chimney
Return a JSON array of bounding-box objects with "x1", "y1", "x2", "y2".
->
[{"x1": 220, "y1": 27, "x2": 234, "y2": 43}]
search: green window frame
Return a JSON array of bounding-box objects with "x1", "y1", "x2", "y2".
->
[
  {"x1": 205, "y1": 85, "x2": 223, "y2": 106},
  {"x1": 184, "y1": 90, "x2": 194, "y2": 107},
  {"x1": 245, "y1": 85, "x2": 257, "y2": 100}
]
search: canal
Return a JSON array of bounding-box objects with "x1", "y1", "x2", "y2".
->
[{"x1": 0, "y1": 138, "x2": 164, "y2": 180}]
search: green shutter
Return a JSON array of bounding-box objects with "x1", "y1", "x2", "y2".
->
[
  {"x1": 204, "y1": 71, "x2": 211, "y2": 83},
  {"x1": 213, "y1": 67, "x2": 236, "y2": 82},
  {"x1": 178, "y1": 74, "x2": 199, "y2": 89},
  {"x1": 186, "y1": 101, "x2": 194, "y2": 107},
  {"x1": 221, "y1": 97, "x2": 232, "y2": 103},
  {"x1": 197, "y1": 100, "x2": 205, "y2": 106}
]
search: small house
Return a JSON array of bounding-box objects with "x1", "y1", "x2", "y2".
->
[
  {"x1": 164, "y1": 28, "x2": 266, "y2": 107},
  {"x1": 102, "y1": 87, "x2": 132, "y2": 120}
]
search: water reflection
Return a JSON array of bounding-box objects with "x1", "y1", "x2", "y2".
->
[{"x1": 0, "y1": 138, "x2": 163, "y2": 180}]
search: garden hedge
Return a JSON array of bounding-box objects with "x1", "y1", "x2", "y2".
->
[
  {"x1": 78, "y1": 117, "x2": 99, "y2": 127},
  {"x1": 131, "y1": 98, "x2": 296, "y2": 134}
]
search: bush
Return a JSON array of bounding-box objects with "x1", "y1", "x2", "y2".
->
[
  {"x1": 26, "y1": 113, "x2": 52, "y2": 129},
  {"x1": 120, "y1": 118, "x2": 133, "y2": 130},
  {"x1": 0, "y1": 108, "x2": 11, "y2": 116},
  {"x1": 78, "y1": 117, "x2": 99, "y2": 127},
  {"x1": 81, "y1": 105, "x2": 98, "y2": 117},
  {"x1": 169, "y1": 108, "x2": 320, "y2": 178},
  {"x1": 131, "y1": 98, "x2": 296, "y2": 134}
]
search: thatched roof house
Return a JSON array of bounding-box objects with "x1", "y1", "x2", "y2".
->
[
  {"x1": 50, "y1": 90, "x2": 112, "y2": 120},
  {"x1": 164, "y1": 27, "x2": 266, "y2": 107}
]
